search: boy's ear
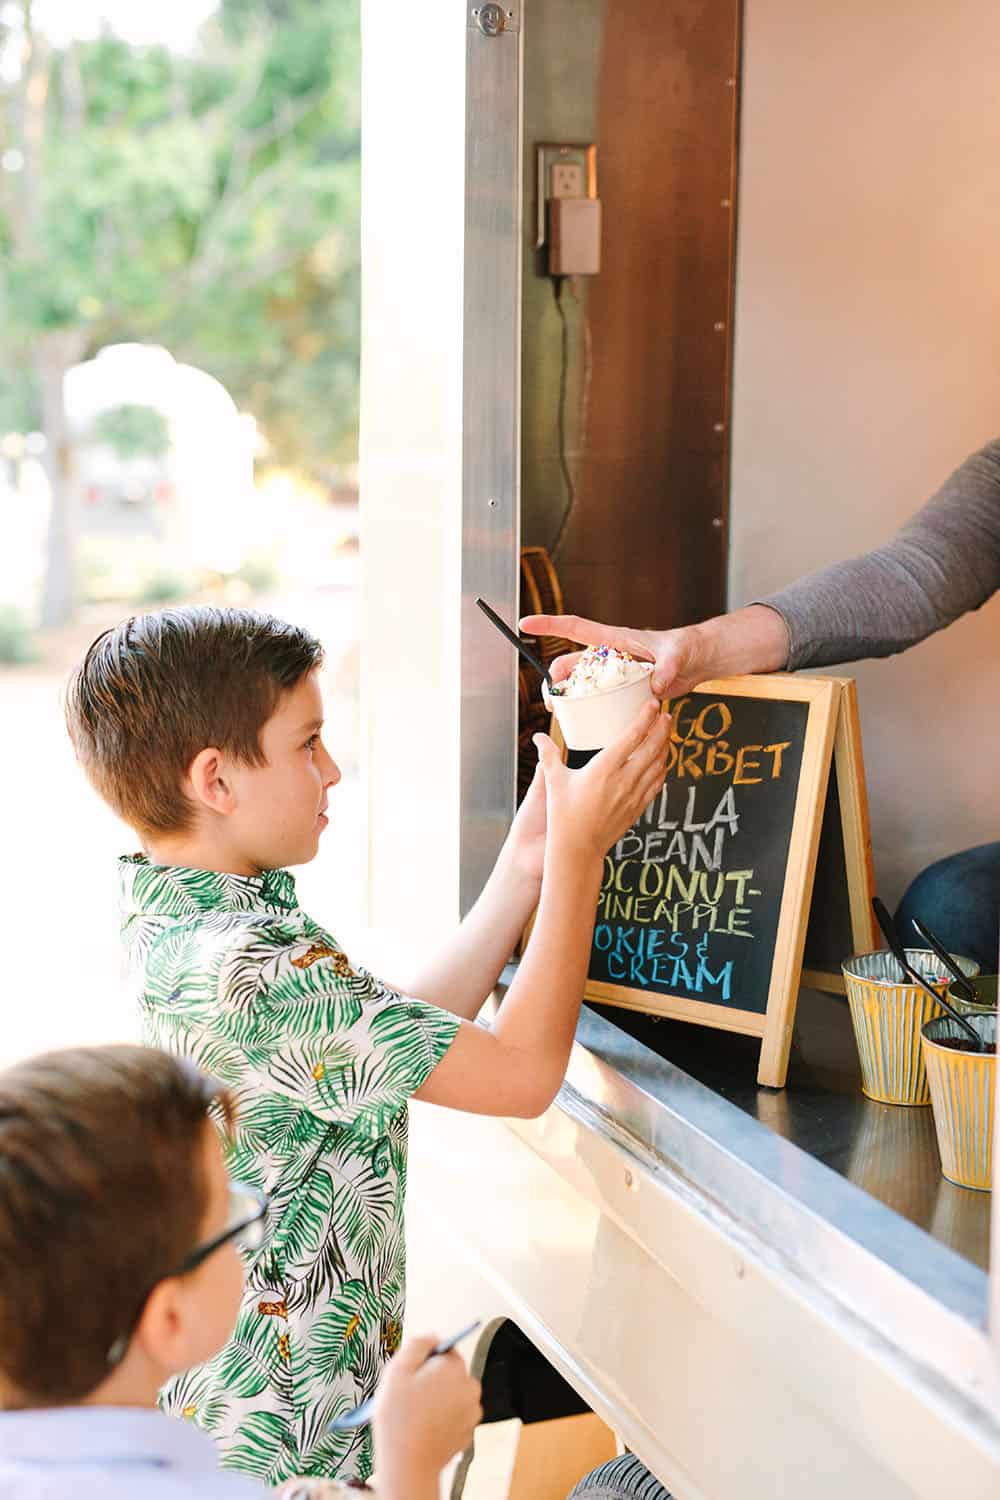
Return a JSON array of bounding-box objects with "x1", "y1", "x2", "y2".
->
[
  {"x1": 187, "y1": 747, "x2": 238, "y2": 816},
  {"x1": 132, "y1": 1276, "x2": 188, "y2": 1375}
]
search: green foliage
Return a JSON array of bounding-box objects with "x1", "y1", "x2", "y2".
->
[
  {"x1": 89, "y1": 403, "x2": 170, "y2": 460},
  {"x1": 0, "y1": 606, "x2": 41, "y2": 665},
  {"x1": 237, "y1": 552, "x2": 280, "y2": 592},
  {"x1": 0, "y1": 0, "x2": 360, "y2": 477},
  {"x1": 135, "y1": 567, "x2": 193, "y2": 605},
  {"x1": 0, "y1": 368, "x2": 36, "y2": 435}
]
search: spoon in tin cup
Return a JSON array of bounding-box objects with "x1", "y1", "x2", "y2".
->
[
  {"x1": 475, "y1": 597, "x2": 555, "y2": 695},
  {"x1": 871, "y1": 896, "x2": 984, "y2": 1050},
  {"x1": 907, "y1": 915, "x2": 982, "y2": 1009}
]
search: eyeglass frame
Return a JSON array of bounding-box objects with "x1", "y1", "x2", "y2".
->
[{"x1": 106, "y1": 1178, "x2": 269, "y2": 1366}]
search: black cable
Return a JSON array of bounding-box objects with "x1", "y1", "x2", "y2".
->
[{"x1": 550, "y1": 275, "x2": 576, "y2": 559}]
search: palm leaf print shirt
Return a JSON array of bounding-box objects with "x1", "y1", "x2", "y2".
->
[{"x1": 119, "y1": 857, "x2": 460, "y2": 1487}]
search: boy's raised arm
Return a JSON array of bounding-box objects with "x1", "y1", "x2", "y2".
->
[
  {"x1": 394, "y1": 768, "x2": 547, "y2": 1022},
  {"x1": 412, "y1": 704, "x2": 669, "y2": 1119}
]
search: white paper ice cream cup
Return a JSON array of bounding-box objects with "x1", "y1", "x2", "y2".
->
[{"x1": 543, "y1": 666, "x2": 656, "y2": 751}]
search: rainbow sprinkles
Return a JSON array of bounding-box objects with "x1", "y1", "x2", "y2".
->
[{"x1": 548, "y1": 644, "x2": 654, "y2": 699}]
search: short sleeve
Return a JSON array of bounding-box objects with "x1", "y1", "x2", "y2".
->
[{"x1": 243, "y1": 941, "x2": 459, "y2": 1135}]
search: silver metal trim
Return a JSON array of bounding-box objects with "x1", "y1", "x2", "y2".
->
[
  {"x1": 460, "y1": 0, "x2": 523, "y2": 912},
  {"x1": 468, "y1": 2, "x2": 520, "y2": 33},
  {"x1": 496, "y1": 990, "x2": 1000, "y2": 1416}
]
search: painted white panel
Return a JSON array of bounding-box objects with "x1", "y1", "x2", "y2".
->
[
  {"x1": 360, "y1": 5, "x2": 467, "y2": 950},
  {"x1": 730, "y1": 0, "x2": 1000, "y2": 908}
]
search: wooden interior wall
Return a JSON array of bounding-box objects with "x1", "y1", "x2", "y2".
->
[{"x1": 521, "y1": 0, "x2": 741, "y2": 631}]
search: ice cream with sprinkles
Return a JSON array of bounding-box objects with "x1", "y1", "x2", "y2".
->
[{"x1": 550, "y1": 644, "x2": 654, "y2": 698}]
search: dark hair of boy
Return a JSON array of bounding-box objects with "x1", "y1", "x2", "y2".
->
[
  {"x1": 0, "y1": 1045, "x2": 233, "y2": 1409},
  {"x1": 64, "y1": 605, "x2": 325, "y2": 836}
]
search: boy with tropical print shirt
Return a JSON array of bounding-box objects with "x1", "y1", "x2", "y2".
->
[{"x1": 66, "y1": 606, "x2": 668, "y2": 1484}]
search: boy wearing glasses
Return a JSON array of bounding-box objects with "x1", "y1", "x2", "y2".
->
[
  {"x1": 0, "y1": 1045, "x2": 482, "y2": 1499},
  {"x1": 64, "y1": 606, "x2": 668, "y2": 1481}
]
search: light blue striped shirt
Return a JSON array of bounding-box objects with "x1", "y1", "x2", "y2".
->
[{"x1": 0, "y1": 1407, "x2": 264, "y2": 1499}]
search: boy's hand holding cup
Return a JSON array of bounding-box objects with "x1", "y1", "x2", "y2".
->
[{"x1": 535, "y1": 698, "x2": 671, "y2": 862}]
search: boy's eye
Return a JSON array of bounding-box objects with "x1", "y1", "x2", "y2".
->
[{"x1": 304, "y1": 734, "x2": 319, "y2": 751}]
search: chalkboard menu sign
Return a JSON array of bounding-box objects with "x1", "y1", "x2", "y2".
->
[{"x1": 577, "y1": 675, "x2": 874, "y2": 1087}]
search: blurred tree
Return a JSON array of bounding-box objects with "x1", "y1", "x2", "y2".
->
[
  {"x1": 0, "y1": 0, "x2": 359, "y2": 625},
  {"x1": 89, "y1": 404, "x2": 170, "y2": 461}
]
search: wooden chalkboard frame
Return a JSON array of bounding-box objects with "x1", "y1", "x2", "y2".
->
[
  {"x1": 529, "y1": 673, "x2": 874, "y2": 1087},
  {"x1": 799, "y1": 677, "x2": 878, "y2": 992},
  {"x1": 575, "y1": 674, "x2": 863, "y2": 1088},
  {"x1": 586, "y1": 676, "x2": 838, "y2": 1086}
]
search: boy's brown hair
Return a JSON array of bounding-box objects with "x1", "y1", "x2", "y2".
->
[
  {"x1": 65, "y1": 605, "x2": 324, "y2": 836},
  {"x1": 0, "y1": 1045, "x2": 232, "y2": 1407}
]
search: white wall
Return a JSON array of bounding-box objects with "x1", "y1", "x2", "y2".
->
[
  {"x1": 730, "y1": 0, "x2": 1000, "y2": 907},
  {"x1": 359, "y1": 5, "x2": 467, "y2": 954}
]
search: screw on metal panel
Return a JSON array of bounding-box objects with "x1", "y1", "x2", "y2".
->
[
  {"x1": 712, "y1": 517, "x2": 723, "y2": 529},
  {"x1": 720, "y1": 198, "x2": 731, "y2": 208},
  {"x1": 726, "y1": 77, "x2": 737, "y2": 88},
  {"x1": 713, "y1": 422, "x2": 725, "y2": 433},
  {"x1": 488, "y1": 497, "x2": 497, "y2": 508},
  {"x1": 477, "y1": 3, "x2": 506, "y2": 34},
  {"x1": 713, "y1": 321, "x2": 726, "y2": 332}
]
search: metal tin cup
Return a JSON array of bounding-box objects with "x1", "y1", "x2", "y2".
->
[
  {"x1": 921, "y1": 1013, "x2": 996, "y2": 1192},
  {"x1": 841, "y1": 948, "x2": 980, "y2": 1106},
  {"x1": 946, "y1": 974, "x2": 998, "y2": 1016}
]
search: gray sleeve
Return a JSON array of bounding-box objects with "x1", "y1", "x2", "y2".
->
[{"x1": 757, "y1": 438, "x2": 1000, "y2": 670}]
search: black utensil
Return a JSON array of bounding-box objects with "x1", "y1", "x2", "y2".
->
[
  {"x1": 475, "y1": 597, "x2": 554, "y2": 694},
  {"x1": 871, "y1": 896, "x2": 984, "y2": 1050},
  {"x1": 870, "y1": 895, "x2": 911, "y2": 980},
  {"x1": 908, "y1": 916, "x2": 982, "y2": 1008},
  {"x1": 328, "y1": 1320, "x2": 482, "y2": 1431}
]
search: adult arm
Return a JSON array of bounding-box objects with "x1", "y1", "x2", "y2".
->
[
  {"x1": 522, "y1": 436, "x2": 1000, "y2": 691},
  {"x1": 762, "y1": 437, "x2": 1000, "y2": 667}
]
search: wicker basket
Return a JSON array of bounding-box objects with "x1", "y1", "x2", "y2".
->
[{"x1": 518, "y1": 547, "x2": 572, "y2": 802}]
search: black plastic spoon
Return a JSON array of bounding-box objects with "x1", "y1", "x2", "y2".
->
[
  {"x1": 908, "y1": 915, "x2": 982, "y2": 1008},
  {"x1": 475, "y1": 597, "x2": 554, "y2": 694},
  {"x1": 328, "y1": 1320, "x2": 482, "y2": 1431},
  {"x1": 871, "y1": 896, "x2": 984, "y2": 1050}
]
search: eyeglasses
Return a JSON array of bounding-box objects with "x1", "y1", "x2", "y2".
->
[
  {"x1": 107, "y1": 1179, "x2": 269, "y2": 1366},
  {"x1": 174, "y1": 1179, "x2": 269, "y2": 1275}
]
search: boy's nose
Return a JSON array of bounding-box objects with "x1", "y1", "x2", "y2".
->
[{"x1": 322, "y1": 752, "x2": 341, "y2": 788}]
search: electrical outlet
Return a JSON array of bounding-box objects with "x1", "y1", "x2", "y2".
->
[{"x1": 550, "y1": 161, "x2": 584, "y2": 199}]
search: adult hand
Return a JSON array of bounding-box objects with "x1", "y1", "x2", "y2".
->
[
  {"x1": 519, "y1": 613, "x2": 705, "y2": 698},
  {"x1": 534, "y1": 700, "x2": 670, "y2": 862},
  {"x1": 520, "y1": 605, "x2": 790, "y2": 699},
  {"x1": 374, "y1": 1334, "x2": 483, "y2": 1500}
]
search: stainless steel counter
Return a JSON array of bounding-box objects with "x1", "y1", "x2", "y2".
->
[
  {"x1": 583, "y1": 988, "x2": 993, "y2": 1272},
  {"x1": 454, "y1": 974, "x2": 1000, "y2": 1493}
]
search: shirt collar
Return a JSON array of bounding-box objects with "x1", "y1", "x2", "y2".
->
[
  {"x1": 0, "y1": 1406, "x2": 221, "y2": 1470},
  {"x1": 118, "y1": 855, "x2": 298, "y2": 920}
]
